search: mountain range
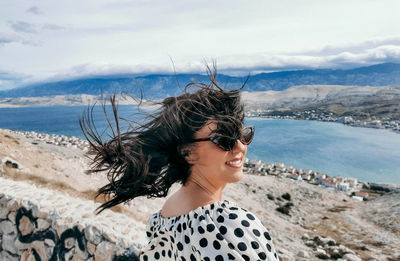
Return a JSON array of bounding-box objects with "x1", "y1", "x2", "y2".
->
[{"x1": 1, "y1": 63, "x2": 400, "y2": 99}]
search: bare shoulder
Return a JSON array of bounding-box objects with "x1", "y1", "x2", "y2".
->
[{"x1": 161, "y1": 191, "x2": 191, "y2": 218}]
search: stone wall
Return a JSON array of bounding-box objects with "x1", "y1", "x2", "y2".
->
[{"x1": 0, "y1": 177, "x2": 147, "y2": 261}]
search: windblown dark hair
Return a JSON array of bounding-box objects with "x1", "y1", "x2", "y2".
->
[{"x1": 80, "y1": 67, "x2": 247, "y2": 213}]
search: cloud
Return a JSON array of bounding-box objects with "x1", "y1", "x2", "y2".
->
[
  {"x1": 8, "y1": 20, "x2": 37, "y2": 34},
  {"x1": 26, "y1": 6, "x2": 43, "y2": 15},
  {"x1": 0, "y1": 71, "x2": 29, "y2": 90},
  {"x1": 0, "y1": 33, "x2": 39, "y2": 46},
  {"x1": 42, "y1": 24, "x2": 65, "y2": 31},
  {"x1": 216, "y1": 40, "x2": 400, "y2": 75}
]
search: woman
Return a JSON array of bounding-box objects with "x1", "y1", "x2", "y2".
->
[{"x1": 80, "y1": 68, "x2": 279, "y2": 261}]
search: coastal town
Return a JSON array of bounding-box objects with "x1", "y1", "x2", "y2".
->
[
  {"x1": 243, "y1": 157, "x2": 400, "y2": 201},
  {"x1": 246, "y1": 109, "x2": 400, "y2": 133}
]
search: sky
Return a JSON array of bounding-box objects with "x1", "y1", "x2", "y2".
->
[{"x1": 1, "y1": 0, "x2": 400, "y2": 90}]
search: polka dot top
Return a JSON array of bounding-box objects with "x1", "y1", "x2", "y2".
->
[{"x1": 139, "y1": 200, "x2": 279, "y2": 261}]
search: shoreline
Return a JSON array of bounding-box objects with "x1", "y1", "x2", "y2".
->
[
  {"x1": 3, "y1": 127, "x2": 400, "y2": 190},
  {"x1": 246, "y1": 113, "x2": 400, "y2": 134}
]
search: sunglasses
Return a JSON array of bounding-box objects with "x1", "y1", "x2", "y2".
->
[{"x1": 191, "y1": 126, "x2": 255, "y2": 151}]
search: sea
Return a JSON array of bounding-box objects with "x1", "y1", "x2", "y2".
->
[{"x1": 1, "y1": 105, "x2": 400, "y2": 185}]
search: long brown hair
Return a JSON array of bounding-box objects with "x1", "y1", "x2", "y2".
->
[{"x1": 80, "y1": 66, "x2": 247, "y2": 213}]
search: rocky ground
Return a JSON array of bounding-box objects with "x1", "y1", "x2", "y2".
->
[{"x1": 1, "y1": 128, "x2": 400, "y2": 260}]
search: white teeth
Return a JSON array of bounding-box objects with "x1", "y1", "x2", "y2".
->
[{"x1": 226, "y1": 160, "x2": 241, "y2": 165}]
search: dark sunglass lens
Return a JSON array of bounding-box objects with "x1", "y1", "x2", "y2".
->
[
  {"x1": 211, "y1": 136, "x2": 235, "y2": 151},
  {"x1": 241, "y1": 126, "x2": 254, "y2": 144}
]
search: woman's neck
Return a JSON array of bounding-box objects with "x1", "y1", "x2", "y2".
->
[{"x1": 181, "y1": 175, "x2": 225, "y2": 203}]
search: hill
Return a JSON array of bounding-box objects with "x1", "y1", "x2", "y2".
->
[{"x1": 1, "y1": 63, "x2": 400, "y2": 99}]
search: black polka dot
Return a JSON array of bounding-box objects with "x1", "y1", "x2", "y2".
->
[
  {"x1": 251, "y1": 241, "x2": 259, "y2": 249},
  {"x1": 217, "y1": 215, "x2": 224, "y2": 223},
  {"x1": 177, "y1": 223, "x2": 182, "y2": 232},
  {"x1": 258, "y1": 252, "x2": 267, "y2": 260},
  {"x1": 228, "y1": 242, "x2": 235, "y2": 250},
  {"x1": 170, "y1": 236, "x2": 175, "y2": 243},
  {"x1": 199, "y1": 215, "x2": 206, "y2": 221},
  {"x1": 241, "y1": 220, "x2": 250, "y2": 227},
  {"x1": 228, "y1": 253, "x2": 235, "y2": 260},
  {"x1": 238, "y1": 242, "x2": 247, "y2": 251},
  {"x1": 204, "y1": 257, "x2": 210, "y2": 261},
  {"x1": 229, "y1": 207, "x2": 238, "y2": 210},
  {"x1": 199, "y1": 238, "x2": 208, "y2": 247},
  {"x1": 206, "y1": 224, "x2": 215, "y2": 232},
  {"x1": 146, "y1": 231, "x2": 151, "y2": 238},
  {"x1": 274, "y1": 252, "x2": 278, "y2": 259},
  {"x1": 161, "y1": 250, "x2": 165, "y2": 256},
  {"x1": 216, "y1": 233, "x2": 224, "y2": 241},
  {"x1": 217, "y1": 208, "x2": 223, "y2": 213},
  {"x1": 253, "y1": 229, "x2": 261, "y2": 237},
  {"x1": 264, "y1": 231, "x2": 271, "y2": 240},
  {"x1": 177, "y1": 242, "x2": 184, "y2": 251},
  {"x1": 198, "y1": 226, "x2": 205, "y2": 234},
  {"x1": 213, "y1": 240, "x2": 221, "y2": 250},
  {"x1": 229, "y1": 213, "x2": 238, "y2": 219},
  {"x1": 184, "y1": 235, "x2": 190, "y2": 244},
  {"x1": 154, "y1": 252, "x2": 160, "y2": 259},
  {"x1": 182, "y1": 222, "x2": 187, "y2": 230},
  {"x1": 142, "y1": 255, "x2": 148, "y2": 261},
  {"x1": 190, "y1": 254, "x2": 196, "y2": 261},
  {"x1": 159, "y1": 241, "x2": 165, "y2": 247},
  {"x1": 267, "y1": 243, "x2": 272, "y2": 252},
  {"x1": 215, "y1": 255, "x2": 224, "y2": 261},
  {"x1": 181, "y1": 257, "x2": 186, "y2": 261},
  {"x1": 246, "y1": 213, "x2": 255, "y2": 220},
  {"x1": 242, "y1": 254, "x2": 250, "y2": 261},
  {"x1": 168, "y1": 250, "x2": 172, "y2": 257},
  {"x1": 234, "y1": 228, "x2": 244, "y2": 237},
  {"x1": 219, "y1": 225, "x2": 227, "y2": 235}
]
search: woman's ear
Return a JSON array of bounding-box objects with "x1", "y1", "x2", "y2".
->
[{"x1": 179, "y1": 144, "x2": 196, "y2": 164}]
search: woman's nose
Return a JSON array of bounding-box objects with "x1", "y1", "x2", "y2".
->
[{"x1": 232, "y1": 139, "x2": 246, "y2": 152}]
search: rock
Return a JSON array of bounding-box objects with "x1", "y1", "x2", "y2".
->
[
  {"x1": 87, "y1": 242, "x2": 96, "y2": 255},
  {"x1": 297, "y1": 250, "x2": 310, "y2": 258},
  {"x1": 84, "y1": 225, "x2": 102, "y2": 245},
  {"x1": 104, "y1": 231, "x2": 117, "y2": 243},
  {"x1": 37, "y1": 218, "x2": 51, "y2": 230},
  {"x1": 0, "y1": 250, "x2": 19, "y2": 261},
  {"x1": 44, "y1": 238, "x2": 55, "y2": 247},
  {"x1": 320, "y1": 236, "x2": 336, "y2": 246},
  {"x1": 18, "y1": 216, "x2": 35, "y2": 236},
  {"x1": 20, "y1": 249, "x2": 37, "y2": 261},
  {"x1": 0, "y1": 208, "x2": 9, "y2": 219},
  {"x1": 95, "y1": 241, "x2": 117, "y2": 261},
  {"x1": 64, "y1": 237, "x2": 76, "y2": 249},
  {"x1": 7, "y1": 199, "x2": 20, "y2": 211},
  {"x1": 316, "y1": 248, "x2": 327, "y2": 255},
  {"x1": 7, "y1": 211, "x2": 16, "y2": 225},
  {"x1": 343, "y1": 253, "x2": 362, "y2": 261},
  {"x1": 2, "y1": 233, "x2": 18, "y2": 254},
  {"x1": 31, "y1": 241, "x2": 47, "y2": 261},
  {"x1": 305, "y1": 239, "x2": 315, "y2": 247},
  {"x1": 0, "y1": 220, "x2": 15, "y2": 235},
  {"x1": 301, "y1": 233, "x2": 309, "y2": 240}
]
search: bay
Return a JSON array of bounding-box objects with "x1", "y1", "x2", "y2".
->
[{"x1": 1, "y1": 106, "x2": 399, "y2": 185}]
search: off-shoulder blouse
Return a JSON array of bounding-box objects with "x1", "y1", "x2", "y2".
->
[{"x1": 139, "y1": 200, "x2": 279, "y2": 261}]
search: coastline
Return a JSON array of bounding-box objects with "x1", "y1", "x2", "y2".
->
[
  {"x1": 246, "y1": 113, "x2": 400, "y2": 135},
  {"x1": 1, "y1": 127, "x2": 400, "y2": 260},
  {"x1": 4, "y1": 127, "x2": 400, "y2": 190}
]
